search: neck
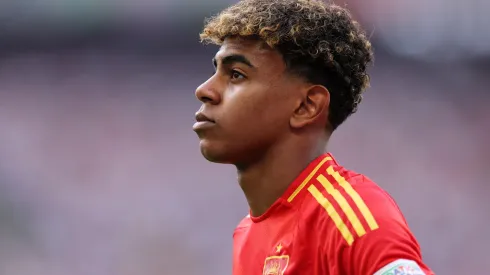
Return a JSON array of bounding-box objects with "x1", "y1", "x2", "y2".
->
[{"x1": 236, "y1": 134, "x2": 328, "y2": 217}]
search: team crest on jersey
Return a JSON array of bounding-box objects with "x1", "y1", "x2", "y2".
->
[
  {"x1": 262, "y1": 255, "x2": 289, "y2": 275},
  {"x1": 375, "y1": 259, "x2": 425, "y2": 275}
]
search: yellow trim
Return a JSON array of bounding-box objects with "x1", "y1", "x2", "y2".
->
[
  {"x1": 264, "y1": 255, "x2": 290, "y2": 260},
  {"x1": 316, "y1": 174, "x2": 367, "y2": 237},
  {"x1": 287, "y1": 156, "x2": 332, "y2": 202},
  {"x1": 326, "y1": 166, "x2": 379, "y2": 230},
  {"x1": 308, "y1": 185, "x2": 354, "y2": 245}
]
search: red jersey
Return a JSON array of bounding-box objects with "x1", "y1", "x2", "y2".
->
[{"x1": 232, "y1": 153, "x2": 434, "y2": 275}]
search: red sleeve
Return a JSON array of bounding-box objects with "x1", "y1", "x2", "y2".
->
[{"x1": 342, "y1": 183, "x2": 434, "y2": 275}]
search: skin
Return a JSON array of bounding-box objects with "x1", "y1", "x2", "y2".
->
[{"x1": 193, "y1": 36, "x2": 332, "y2": 217}]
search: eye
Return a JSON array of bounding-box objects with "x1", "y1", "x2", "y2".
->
[{"x1": 231, "y1": 70, "x2": 245, "y2": 80}]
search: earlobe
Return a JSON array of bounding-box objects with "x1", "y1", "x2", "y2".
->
[{"x1": 290, "y1": 85, "x2": 330, "y2": 129}]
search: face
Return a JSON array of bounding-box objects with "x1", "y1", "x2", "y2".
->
[{"x1": 193, "y1": 37, "x2": 306, "y2": 165}]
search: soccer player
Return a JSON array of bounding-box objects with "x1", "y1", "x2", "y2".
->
[{"x1": 192, "y1": 0, "x2": 434, "y2": 274}]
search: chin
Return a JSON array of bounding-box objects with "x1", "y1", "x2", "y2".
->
[
  {"x1": 199, "y1": 139, "x2": 241, "y2": 164},
  {"x1": 199, "y1": 140, "x2": 231, "y2": 164}
]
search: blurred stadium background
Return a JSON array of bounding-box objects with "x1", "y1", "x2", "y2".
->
[{"x1": 0, "y1": 0, "x2": 488, "y2": 274}]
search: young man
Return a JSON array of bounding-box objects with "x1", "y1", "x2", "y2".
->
[{"x1": 193, "y1": 0, "x2": 434, "y2": 274}]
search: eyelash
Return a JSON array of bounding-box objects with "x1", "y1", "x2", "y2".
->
[
  {"x1": 230, "y1": 70, "x2": 245, "y2": 80},
  {"x1": 211, "y1": 69, "x2": 246, "y2": 81}
]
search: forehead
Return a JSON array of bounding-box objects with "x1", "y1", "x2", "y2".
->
[{"x1": 216, "y1": 37, "x2": 285, "y2": 69}]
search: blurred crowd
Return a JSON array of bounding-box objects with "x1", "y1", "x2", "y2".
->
[{"x1": 0, "y1": 1, "x2": 488, "y2": 274}]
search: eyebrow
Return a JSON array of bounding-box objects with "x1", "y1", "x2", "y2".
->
[{"x1": 212, "y1": 54, "x2": 255, "y2": 69}]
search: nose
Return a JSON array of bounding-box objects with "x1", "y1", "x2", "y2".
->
[{"x1": 195, "y1": 76, "x2": 222, "y2": 105}]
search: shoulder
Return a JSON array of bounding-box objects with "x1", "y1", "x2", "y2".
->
[
  {"x1": 299, "y1": 163, "x2": 432, "y2": 274},
  {"x1": 299, "y1": 163, "x2": 409, "y2": 246},
  {"x1": 234, "y1": 214, "x2": 252, "y2": 234}
]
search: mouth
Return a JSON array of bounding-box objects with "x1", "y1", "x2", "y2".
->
[
  {"x1": 195, "y1": 112, "x2": 215, "y2": 123},
  {"x1": 193, "y1": 112, "x2": 215, "y2": 131}
]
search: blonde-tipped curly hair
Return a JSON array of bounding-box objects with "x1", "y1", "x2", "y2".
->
[{"x1": 200, "y1": 0, "x2": 373, "y2": 130}]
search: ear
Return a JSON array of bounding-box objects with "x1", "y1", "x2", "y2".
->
[{"x1": 290, "y1": 85, "x2": 330, "y2": 129}]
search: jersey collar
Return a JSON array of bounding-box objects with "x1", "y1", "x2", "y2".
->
[{"x1": 249, "y1": 153, "x2": 336, "y2": 223}]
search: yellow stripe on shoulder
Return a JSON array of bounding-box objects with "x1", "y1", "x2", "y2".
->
[
  {"x1": 287, "y1": 156, "x2": 332, "y2": 202},
  {"x1": 316, "y1": 174, "x2": 367, "y2": 237},
  {"x1": 307, "y1": 184, "x2": 354, "y2": 245},
  {"x1": 326, "y1": 166, "x2": 379, "y2": 231}
]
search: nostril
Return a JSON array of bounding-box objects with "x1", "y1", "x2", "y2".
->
[{"x1": 200, "y1": 96, "x2": 213, "y2": 103}]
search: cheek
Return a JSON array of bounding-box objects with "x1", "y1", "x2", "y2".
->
[{"x1": 223, "y1": 88, "x2": 288, "y2": 134}]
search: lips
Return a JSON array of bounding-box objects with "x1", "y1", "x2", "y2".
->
[
  {"x1": 195, "y1": 112, "x2": 215, "y2": 123},
  {"x1": 193, "y1": 112, "x2": 215, "y2": 131}
]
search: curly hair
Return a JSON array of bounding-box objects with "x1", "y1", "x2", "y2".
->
[{"x1": 200, "y1": 0, "x2": 373, "y2": 131}]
